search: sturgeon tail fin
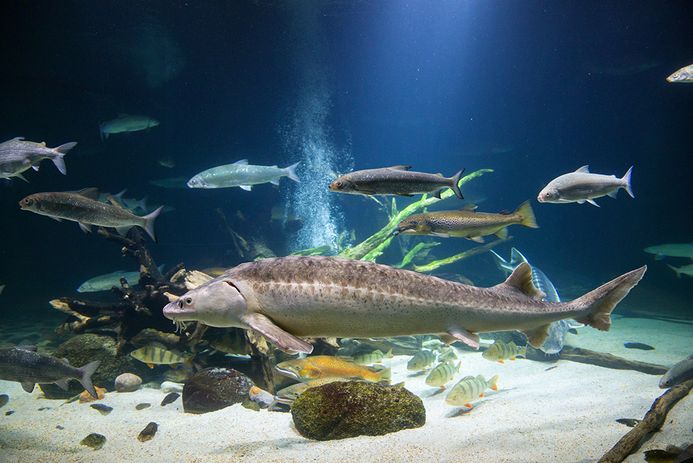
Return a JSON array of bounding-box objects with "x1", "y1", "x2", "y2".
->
[
  {"x1": 78, "y1": 360, "x2": 101, "y2": 399},
  {"x1": 450, "y1": 168, "x2": 465, "y2": 199},
  {"x1": 571, "y1": 266, "x2": 647, "y2": 331},
  {"x1": 622, "y1": 166, "x2": 634, "y2": 198}
]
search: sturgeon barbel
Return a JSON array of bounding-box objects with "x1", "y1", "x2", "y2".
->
[
  {"x1": 187, "y1": 159, "x2": 300, "y2": 190},
  {"x1": 329, "y1": 165, "x2": 464, "y2": 199},
  {"x1": 163, "y1": 256, "x2": 646, "y2": 354}
]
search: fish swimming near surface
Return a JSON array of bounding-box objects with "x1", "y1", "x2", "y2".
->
[
  {"x1": 329, "y1": 165, "x2": 464, "y2": 199},
  {"x1": 643, "y1": 243, "x2": 693, "y2": 260},
  {"x1": 163, "y1": 256, "x2": 647, "y2": 355},
  {"x1": 490, "y1": 247, "x2": 582, "y2": 355},
  {"x1": 187, "y1": 159, "x2": 300, "y2": 190},
  {"x1": 407, "y1": 350, "x2": 437, "y2": 371},
  {"x1": 19, "y1": 188, "x2": 164, "y2": 241},
  {"x1": 445, "y1": 374, "x2": 499, "y2": 408},
  {"x1": 275, "y1": 355, "x2": 390, "y2": 383},
  {"x1": 425, "y1": 361, "x2": 461, "y2": 388},
  {"x1": 0, "y1": 137, "x2": 75, "y2": 181},
  {"x1": 659, "y1": 354, "x2": 693, "y2": 389},
  {"x1": 0, "y1": 346, "x2": 100, "y2": 398},
  {"x1": 538, "y1": 165, "x2": 634, "y2": 207},
  {"x1": 666, "y1": 64, "x2": 693, "y2": 83},
  {"x1": 77, "y1": 270, "x2": 141, "y2": 293},
  {"x1": 99, "y1": 114, "x2": 159, "y2": 139},
  {"x1": 667, "y1": 264, "x2": 693, "y2": 278},
  {"x1": 394, "y1": 201, "x2": 538, "y2": 242},
  {"x1": 482, "y1": 340, "x2": 526, "y2": 363},
  {"x1": 129, "y1": 343, "x2": 192, "y2": 368}
]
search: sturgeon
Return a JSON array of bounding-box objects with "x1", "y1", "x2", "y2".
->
[{"x1": 163, "y1": 256, "x2": 646, "y2": 354}]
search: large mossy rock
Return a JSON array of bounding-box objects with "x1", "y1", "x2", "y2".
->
[
  {"x1": 40, "y1": 334, "x2": 150, "y2": 399},
  {"x1": 182, "y1": 367, "x2": 254, "y2": 414},
  {"x1": 291, "y1": 381, "x2": 425, "y2": 440}
]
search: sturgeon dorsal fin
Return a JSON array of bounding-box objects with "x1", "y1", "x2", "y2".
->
[
  {"x1": 496, "y1": 263, "x2": 545, "y2": 300},
  {"x1": 233, "y1": 159, "x2": 249, "y2": 165},
  {"x1": 522, "y1": 324, "x2": 551, "y2": 348},
  {"x1": 75, "y1": 188, "x2": 100, "y2": 200},
  {"x1": 388, "y1": 165, "x2": 412, "y2": 171},
  {"x1": 575, "y1": 165, "x2": 590, "y2": 173}
]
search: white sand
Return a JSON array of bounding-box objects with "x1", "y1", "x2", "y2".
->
[{"x1": 0, "y1": 319, "x2": 690, "y2": 463}]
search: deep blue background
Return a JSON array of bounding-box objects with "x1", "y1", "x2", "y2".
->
[{"x1": 0, "y1": 1, "x2": 691, "y2": 317}]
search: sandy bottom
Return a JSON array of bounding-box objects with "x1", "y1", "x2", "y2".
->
[{"x1": 0, "y1": 318, "x2": 691, "y2": 463}]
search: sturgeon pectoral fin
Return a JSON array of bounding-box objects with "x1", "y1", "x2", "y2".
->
[
  {"x1": 241, "y1": 313, "x2": 313, "y2": 354},
  {"x1": 522, "y1": 324, "x2": 551, "y2": 348},
  {"x1": 48, "y1": 216, "x2": 63, "y2": 222},
  {"x1": 21, "y1": 382, "x2": 35, "y2": 393},
  {"x1": 442, "y1": 328, "x2": 480, "y2": 350},
  {"x1": 78, "y1": 223, "x2": 92, "y2": 233},
  {"x1": 586, "y1": 199, "x2": 600, "y2": 207},
  {"x1": 239, "y1": 185, "x2": 252, "y2": 191}
]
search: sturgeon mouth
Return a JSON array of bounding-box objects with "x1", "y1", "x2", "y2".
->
[{"x1": 162, "y1": 300, "x2": 197, "y2": 321}]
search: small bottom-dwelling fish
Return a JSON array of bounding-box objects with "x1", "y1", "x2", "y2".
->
[
  {"x1": 425, "y1": 361, "x2": 461, "y2": 388},
  {"x1": 0, "y1": 346, "x2": 100, "y2": 398},
  {"x1": 407, "y1": 350, "x2": 437, "y2": 372},
  {"x1": 482, "y1": 340, "x2": 526, "y2": 363},
  {"x1": 129, "y1": 344, "x2": 192, "y2": 369},
  {"x1": 659, "y1": 354, "x2": 693, "y2": 389},
  {"x1": 538, "y1": 165, "x2": 634, "y2": 207},
  {"x1": 446, "y1": 374, "x2": 499, "y2": 408}
]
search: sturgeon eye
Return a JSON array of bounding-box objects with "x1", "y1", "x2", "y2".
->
[{"x1": 185, "y1": 297, "x2": 193, "y2": 305}]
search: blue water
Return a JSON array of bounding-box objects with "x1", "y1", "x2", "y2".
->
[{"x1": 0, "y1": 2, "x2": 690, "y2": 325}]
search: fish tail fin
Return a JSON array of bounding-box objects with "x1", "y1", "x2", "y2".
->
[
  {"x1": 142, "y1": 206, "x2": 164, "y2": 242},
  {"x1": 51, "y1": 142, "x2": 76, "y2": 175},
  {"x1": 488, "y1": 374, "x2": 499, "y2": 391},
  {"x1": 621, "y1": 166, "x2": 634, "y2": 198},
  {"x1": 571, "y1": 266, "x2": 647, "y2": 331},
  {"x1": 515, "y1": 200, "x2": 539, "y2": 228},
  {"x1": 450, "y1": 168, "x2": 465, "y2": 199},
  {"x1": 667, "y1": 264, "x2": 681, "y2": 278},
  {"x1": 285, "y1": 162, "x2": 300, "y2": 183},
  {"x1": 78, "y1": 360, "x2": 101, "y2": 399}
]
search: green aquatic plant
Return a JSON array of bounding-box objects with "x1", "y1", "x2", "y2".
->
[
  {"x1": 394, "y1": 241, "x2": 440, "y2": 268},
  {"x1": 412, "y1": 237, "x2": 510, "y2": 273},
  {"x1": 338, "y1": 169, "x2": 494, "y2": 261}
]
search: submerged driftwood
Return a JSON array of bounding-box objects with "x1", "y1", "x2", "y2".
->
[
  {"x1": 598, "y1": 379, "x2": 693, "y2": 463},
  {"x1": 559, "y1": 347, "x2": 669, "y2": 375}
]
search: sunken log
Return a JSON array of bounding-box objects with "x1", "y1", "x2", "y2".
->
[
  {"x1": 598, "y1": 379, "x2": 693, "y2": 463},
  {"x1": 559, "y1": 346, "x2": 669, "y2": 375}
]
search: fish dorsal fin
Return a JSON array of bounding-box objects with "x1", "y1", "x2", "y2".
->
[
  {"x1": 76, "y1": 188, "x2": 100, "y2": 200},
  {"x1": 388, "y1": 165, "x2": 412, "y2": 171},
  {"x1": 575, "y1": 165, "x2": 590, "y2": 173},
  {"x1": 510, "y1": 248, "x2": 529, "y2": 265},
  {"x1": 233, "y1": 159, "x2": 249, "y2": 165},
  {"x1": 495, "y1": 263, "x2": 545, "y2": 300}
]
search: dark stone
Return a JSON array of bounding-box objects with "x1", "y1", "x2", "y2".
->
[
  {"x1": 135, "y1": 403, "x2": 151, "y2": 410},
  {"x1": 137, "y1": 422, "x2": 158, "y2": 442},
  {"x1": 291, "y1": 381, "x2": 425, "y2": 441},
  {"x1": 39, "y1": 334, "x2": 151, "y2": 399},
  {"x1": 182, "y1": 367, "x2": 254, "y2": 414},
  {"x1": 80, "y1": 433, "x2": 106, "y2": 450},
  {"x1": 90, "y1": 404, "x2": 113, "y2": 415},
  {"x1": 160, "y1": 392, "x2": 180, "y2": 406}
]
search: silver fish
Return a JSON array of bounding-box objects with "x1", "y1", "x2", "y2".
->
[
  {"x1": 99, "y1": 114, "x2": 159, "y2": 139},
  {"x1": 0, "y1": 346, "x2": 100, "y2": 398},
  {"x1": 163, "y1": 256, "x2": 646, "y2": 354},
  {"x1": 538, "y1": 165, "x2": 634, "y2": 207},
  {"x1": 77, "y1": 270, "x2": 141, "y2": 293},
  {"x1": 187, "y1": 159, "x2": 299, "y2": 190},
  {"x1": 644, "y1": 243, "x2": 693, "y2": 260},
  {"x1": 666, "y1": 64, "x2": 693, "y2": 83},
  {"x1": 329, "y1": 165, "x2": 464, "y2": 199},
  {"x1": 19, "y1": 188, "x2": 163, "y2": 241},
  {"x1": 667, "y1": 264, "x2": 693, "y2": 278},
  {"x1": 659, "y1": 354, "x2": 693, "y2": 388},
  {"x1": 0, "y1": 137, "x2": 75, "y2": 181}
]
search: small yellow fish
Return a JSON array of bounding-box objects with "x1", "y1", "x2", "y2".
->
[
  {"x1": 482, "y1": 340, "x2": 526, "y2": 363},
  {"x1": 130, "y1": 343, "x2": 192, "y2": 368},
  {"x1": 275, "y1": 356, "x2": 390, "y2": 383},
  {"x1": 351, "y1": 349, "x2": 392, "y2": 365},
  {"x1": 438, "y1": 346, "x2": 458, "y2": 362},
  {"x1": 446, "y1": 374, "x2": 499, "y2": 408},
  {"x1": 274, "y1": 377, "x2": 349, "y2": 405},
  {"x1": 407, "y1": 350, "x2": 437, "y2": 371},
  {"x1": 425, "y1": 361, "x2": 461, "y2": 388}
]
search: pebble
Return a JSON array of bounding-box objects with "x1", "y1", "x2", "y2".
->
[
  {"x1": 80, "y1": 433, "x2": 106, "y2": 450},
  {"x1": 137, "y1": 422, "x2": 158, "y2": 442},
  {"x1": 5, "y1": 410, "x2": 14, "y2": 416},
  {"x1": 90, "y1": 404, "x2": 113, "y2": 416},
  {"x1": 56, "y1": 425, "x2": 64, "y2": 430},
  {"x1": 135, "y1": 403, "x2": 151, "y2": 410},
  {"x1": 160, "y1": 381, "x2": 183, "y2": 393},
  {"x1": 161, "y1": 392, "x2": 180, "y2": 406},
  {"x1": 115, "y1": 373, "x2": 142, "y2": 393}
]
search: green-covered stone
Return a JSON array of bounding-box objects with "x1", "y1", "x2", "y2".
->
[{"x1": 291, "y1": 381, "x2": 425, "y2": 440}]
